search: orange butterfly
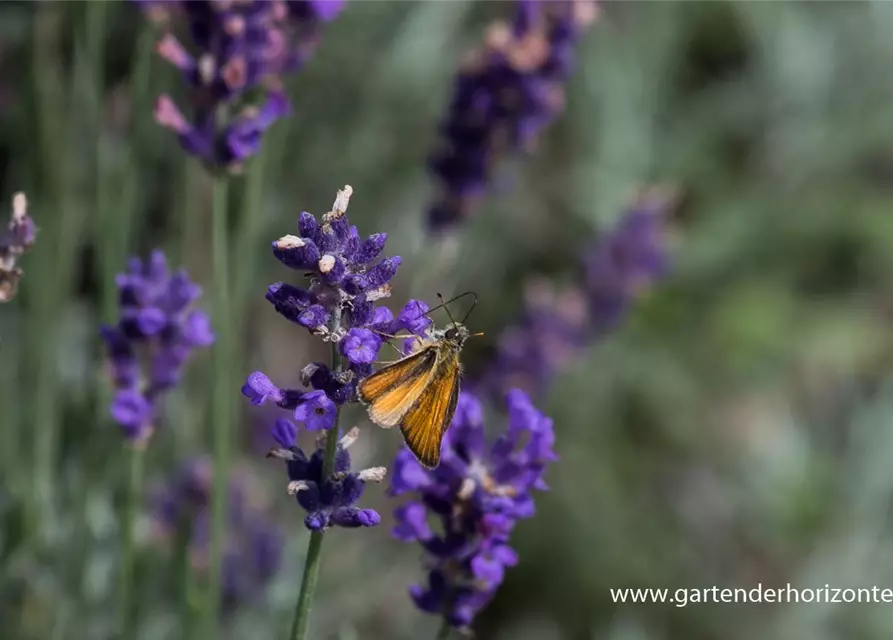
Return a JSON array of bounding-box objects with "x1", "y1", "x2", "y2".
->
[{"x1": 358, "y1": 294, "x2": 480, "y2": 469}]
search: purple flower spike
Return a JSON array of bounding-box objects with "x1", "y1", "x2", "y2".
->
[
  {"x1": 267, "y1": 425, "x2": 386, "y2": 532},
  {"x1": 294, "y1": 390, "x2": 337, "y2": 431},
  {"x1": 101, "y1": 250, "x2": 213, "y2": 445},
  {"x1": 142, "y1": 0, "x2": 344, "y2": 171},
  {"x1": 390, "y1": 389, "x2": 556, "y2": 633},
  {"x1": 246, "y1": 186, "x2": 414, "y2": 543},
  {"x1": 0, "y1": 192, "x2": 37, "y2": 303},
  {"x1": 427, "y1": 1, "x2": 598, "y2": 231}
]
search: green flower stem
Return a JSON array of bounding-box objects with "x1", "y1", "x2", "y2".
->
[
  {"x1": 176, "y1": 509, "x2": 200, "y2": 639},
  {"x1": 86, "y1": 2, "x2": 118, "y2": 326},
  {"x1": 131, "y1": 26, "x2": 156, "y2": 152},
  {"x1": 119, "y1": 445, "x2": 145, "y2": 636},
  {"x1": 234, "y1": 143, "x2": 268, "y2": 321},
  {"x1": 289, "y1": 308, "x2": 343, "y2": 640},
  {"x1": 207, "y1": 167, "x2": 233, "y2": 630},
  {"x1": 436, "y1": 620, "x2": 452, "y2": 640}
]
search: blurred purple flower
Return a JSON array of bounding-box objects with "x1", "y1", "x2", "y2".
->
[
  {"x1": 143, "y1": 0, "x2": 345, "y2": 171},
  {"x1": 0, "y1": 192, "x2": 36, "y2": 303},
  {"x1": 585, "y1": 190, "x2": 673, "y2": 329},
  {"x1": 101, "y1": 250, "x2": 214, "y2": 444},
  {"x1": 267, "y1": 420, "x2": 386, "y2": 531},
  {"x1": 481, "y1": 189, "x2": 674, "y2": 401},
  {"x1": 480, "y1": 278, "x2": 588, "y2": 400},
  {"x1": 390, "y1": 389, "x2": 556, "y2": 632},
  {"x1": 150, "y1": 458, "x2": 283, "y2": 609},
  {"x1": 427, "y1": 0, "x2": 598, "y2": 231}
]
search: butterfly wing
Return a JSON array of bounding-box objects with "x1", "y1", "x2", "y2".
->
[
  {"x1": 399, "y1": 349, "x2": 461, "y2": 468},
  {"x1": 358, "y1": 346, "x2": 438, "y2": 428}
]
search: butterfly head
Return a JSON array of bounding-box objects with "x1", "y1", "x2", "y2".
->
[{"x1": 444, "y1": 322, "x2": 470, "y2": 346}]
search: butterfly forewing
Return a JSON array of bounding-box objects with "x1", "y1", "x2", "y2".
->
[
  {"x1": 358, "y1": 346, "x2": 438, "y2": 427},
  {"x1": 399, "y1": 349, "x2": 461, "y2": 468}
]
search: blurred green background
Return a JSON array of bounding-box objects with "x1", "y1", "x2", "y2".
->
[{"x1": 4, "y1": 1, "x2": 893, "y2": 639}]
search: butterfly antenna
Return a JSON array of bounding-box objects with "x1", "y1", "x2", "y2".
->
[
  {"x1": 459, "y1": 292, "x2": 478, "y2": 324},
  {"x1": 422, "y1": 291, "x2": 478, "y2": 324},
  {"x1": 437, "y1": 292, "x2": 459, "y2": 328}
]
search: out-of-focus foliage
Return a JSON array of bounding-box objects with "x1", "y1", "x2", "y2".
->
[{"x1": 3, "y1": 2, "x2": 893, "y2": 639}]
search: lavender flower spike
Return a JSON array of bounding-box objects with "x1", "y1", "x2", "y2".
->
[
  {"x1": 267, "y1": 420, "x2": 385, "y2": 531},
  {"x1": 0, "y1": 192, "x2": 37, "y2": 303},
  {"x1": 144, "y1": 0, "x2": 345, "y2": 172},
  {"x1": 427, "y1": 0, "x2": 598, "y2": 231},
  {"x1": 390, "y1": 389, "x2": 557, "y2": 632},
  {"x1": 101, "y1": 250, "x2": 214, "y2": 444},
  {"x1": 244, "y1": 184, "x2": 400, "y2": 637}
]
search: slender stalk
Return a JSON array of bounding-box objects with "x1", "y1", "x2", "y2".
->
[
  {"x1": 234, "y1": 143, "x2": 268, "y2": 320},
  {"x1": 119, "y1": 445, "x2": 145, "y2": 636},
  {"x1": 289, "y1": 309, "x2": 343, "y2": 640},
  {"x1": 86, "y1": 2, "x2": 118, "y2": 326},
  {"x1": 176, "y1": 508, "x2": 200, "y2": 638},
  {"x1": 131, "y1": 26, "x2": 156, "y2": 152},
  {"x1": 436, "y1": 620, "x2": 452, "y2": 640},
  {"x1": 207, "y1": 166, "x2": 233, "y2": 629}
]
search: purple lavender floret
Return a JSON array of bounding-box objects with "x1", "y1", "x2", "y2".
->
[
  {"x1": 243, "y1": 186, "x2": 403, "y2": 424},
  {"x1": 481, "y1": 189, "x2": 673, "y2": 400},
  {"x1": 390, "y1": 389, "x2": 557, "y2": 632},
  {"x1": 267, "y1": 419, "x2": 386, "y2": 531},
  {"x1": 427, "y1": 0, "x2": 598, "y2": 231},
  {"x1": 101, "y1": 250, "x2": 214, "y2": 444},
  {"x1": 150, "y1": 458, "x2": 284, "y2": 609},
  {"x1": 144, "y1": 0, "x2": 345, "y2": 171},
  {"x1": 0, "y1": 192, "x2": 36, "y2": 303}
]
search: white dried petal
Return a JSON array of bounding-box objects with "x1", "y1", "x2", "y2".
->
[
  {"x1": 12, "y1": 193, "x2": 27, "y2": 223},
  {"x1": 458, "y1": 478, "x2": 476, "y2": 500},
  {"x1": 318, "y1": 254, "x2": 336, "y2": 273},
  {"x1": 198, "y1": 54, "x2": 216, "y2": 85},
  {"x1": 332, "y1": 185, "x2": 353, "y2": 214},
  {"x1": 275, "y1": 234, "x2": 306, "y2": 249},
  {"x1": 358, "y1": 467, "x2": 387, "y2": 483},
  {"x1": 339, "y1": 427, "x2": 361, "y2": 449},
  {"x1": 287, "y1": 481, "x2": 311, "y2": 496}
]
